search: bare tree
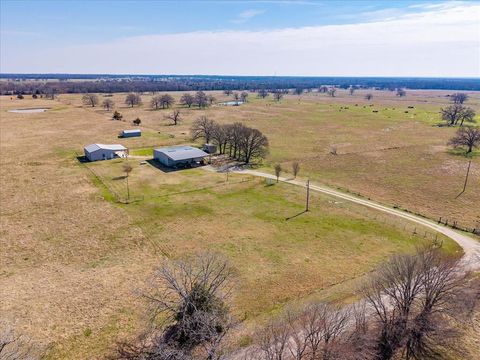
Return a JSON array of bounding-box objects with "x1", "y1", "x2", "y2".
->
[
  {"x1": 327, "y1": 88, "x2": 336, "y2": 97},
  {"x1": 223, "y1": 89, "x2": 232, "y2": 96},
  {"x1": 365, "y1": 93, "x2": 373, "y2": 101},
  {"x1": 363, "y1": 248, "x2": 466, "y2": 360},
  {"x1": 240, "y1": 127, "x2": 269, "y2": 164},
  {"x1": 144, "y1": 253, "x2": 233, "y2": 352},
  {"x1": 150, "y1": 95, "x2": 163, "y2": 110},
  {"x1": 211, "y1": 124, "x2": 230, "y2": 154},
  {"x1": 82, "y1": 93, "x2": 99, "y2": 107},
  {"x1": 274, "y1": 164, "x2": 282, "y2": 183},
  {"x1": 451, "y1": 92, "x2": 468, "y2": 104},
  {"x1": 125, "y1": 93, "x2": 142, "y2": 107},
  {"x1": 258, "y1": 89, "x2": 269, "y2": 98},
  {"x1": 195, "y1": 91, "x2": 209, "y2": 108},
  {"x1": 318, "y1": 86, "x2": 328, "y2": 93},
  {"x1": 160, "y1": 94, "x2": 175, "y2": 109},
  {"x1": 294, "y1": 88, "x2": 304, "y2": 96},
  {"x1": 180, "y1": 93, "x2": 195, "y2": 108},
  {"x1": 441, "y1": 104, "x2": 476, "y2": 126},
  {"x1": 254, "y1": 318, "x2": 290, "y2": 360},
  {"x1": 208, "y1": 95, "x2": 216, "y2": 105},
  {"x1": 240, "y1": 92, "x2": 249, "y2": 103},
  {"x1": 165, "y1": 110, "x2": 181, "y2": 126},
  {"x1": 349, "y1": 87, "x2": 356, "y2": 95},
  {"x1": 292, "y1": 162, "x2": 300, "y2": 178},
  {"x1": 448, "y1": 126, "x2": 480, "y2": 154},
  {"x1": 191, "y1": 116, "x2": 217, "y2": 144},
  {"x1": 273, "y1": 91, "x2": 284, "y2": 102},
  {"x1": 1, "y1": 324, "x2": 36, "y2": 360},
  {"x1": 102, "y1": 98, "x2": 115, "y2": 111},
  {"x1": 396, "y1": 88, "x2": 406, "y2": 97}
]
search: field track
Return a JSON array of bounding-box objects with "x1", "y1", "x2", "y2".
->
[{"x1": 235, "y1": 169, "x2": 480, "y2": 271}]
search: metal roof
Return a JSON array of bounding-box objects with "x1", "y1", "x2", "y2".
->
[
  {"x1": 122, "y1": 129, "x2": 141, "y2": 134},
  {"x1": 154, "y1": 146, "x2": 208, "y2": 161},
  {"x1": 84, "y1": 144, "x2": 127, "y2": 152}
]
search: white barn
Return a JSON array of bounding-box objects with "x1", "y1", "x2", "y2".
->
[
  {"x1": 154, "y1": 146, "x2": 208, "y2": 168},
  {"x1": 84, "y1": 144, "x2": 128, "y2": 161}
]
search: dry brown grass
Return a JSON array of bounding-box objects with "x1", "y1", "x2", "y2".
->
[{"x1": 0, "y1": 90, "x2": 476, "y2": 359}]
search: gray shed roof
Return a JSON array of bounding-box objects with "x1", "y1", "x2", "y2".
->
[
  {"x1": 155, "y1": 146, "x2": 208, "y2": 161},
  {"x1": 122, "y1": 129, "x2": 141, "y2": 134},
  {"x1": 84, "y1": 143, "x2": 127, "y2": 152}
]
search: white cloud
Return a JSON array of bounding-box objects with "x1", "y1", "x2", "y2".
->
[
  {"x1": 230, "y1": 9, "x2": 265, "y2": 24},
  {"x1": 2, "y1": 2, "x2": 479, "y2": 76}
]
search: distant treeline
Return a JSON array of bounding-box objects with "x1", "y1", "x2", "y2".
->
[{"x1": 1, "y1": 74, "x2": 480, "y2": 95}]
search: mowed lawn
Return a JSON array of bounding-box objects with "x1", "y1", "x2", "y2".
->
[{"x1": 0, "y1": 92, "x2": 472, "y2": 359}]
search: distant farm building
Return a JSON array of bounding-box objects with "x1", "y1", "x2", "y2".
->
[
  {"x1": 119, "y1": 129, "x2": 141, "y2": 138},
  {"x1": 154, "y1": 146, "x2": 208, "y2": 168},
  {"x1": 203, "y1": 143, "x2": 217, "y2": 154},
  {"x1": 84, "y1": 144, "x2": 128, "y2": 161}
]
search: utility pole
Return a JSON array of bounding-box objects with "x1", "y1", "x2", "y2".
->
[
  {"x1": 306, "y1": 179, "x2": 310, "y2": 212},
  {"x1": 456, "y1": 160, "x2": 472, "y2": 198}
]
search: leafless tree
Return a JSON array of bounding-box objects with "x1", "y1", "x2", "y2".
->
[
  {"x1": 274, "y1": 164, "x2": 282, "y2": 183},
  {"x1": 143, "y1": 253, "x2": 233, "y2": 352},
  {"x1": 240, "y1": 92, "x2": 249, "y2": 102},
  {"x1": 226, "y1": 122, "x2": 245, "y2": 159},
  {"x1": 254, "y1": 318, "x2": 290, "y2": 360},
  {"x1": 208, "y1": 95, "x2": 216, "y2": 105},
  {"x1": 396, "y1": 88, "x2": 406, "y2": 97},
  {"x1": 191, "y1": 116, "x2": 217, "y2": 144},
  {"x1": 195, "y1": 91, "x2": 209, "y2": 108},
  {"x1": 318, "y1": 86, "x2": 328, "y2": 93},
  {"x1": 223, "y1": 90, "x2": 232, "y2": 96},
  {"x1": 363, "y1": 248, "x2": 467, "y2": 360},
  {"x1": 166, "y1": 110, "x2": 181, "y2": 126},
  {"x1": 125, "y1": 93, "x2": 142, "y2": 107},
  {"x1": 451, "y1": 92, "x2": 468, "y2": 104},
  {"x1": 349, "y1": 87, "x2": 356, "y2": 95},
  {"x1": 211, "y1": 124, "x2": 230, "y2": 154},
  {"x1": 327, "y1": 88, "x2": 336, "y2": 97},
  {"x1": 292, "y1": 162, "x2": 300, "y2": 178},
  {"x1": 82, "y1": 93, "x2": 99, "y2": 107},
  {"x1": 448, "y1": 126, "x2": 480, "y2": 154},
  {"x1": 258, "y1": 89, "x2": 269, "y2": 98},
  {"x1": 365, "y1": 93, "x2": 373, "y2": 101},
  {"x1": 0, "y1": 324, "x2": 37, "y2": 360},
  {"x1": 441, "y1": 104, "x2": 476, "y2": 126},
  {"x1": 150, "y1": 95, "x2": 163, "y2": 110},
  {"x1": 102, "y1": 98, "x2": 115, "y2": 111},
  {"x1": 181, "y1": 93, "x2": 195, "y2": 108},
  {"x1": 240, "y1": 127, "x2": 269, "y2": 164},
  {"x1": 294, "y1": 88, "x2": 303, "y2": 96},
  {"x1": 273, "y1": 91, "x2": 284, "y2": 102},
  {"x1": 160, "y1": 94, "x2": 175, "y2": 109}
]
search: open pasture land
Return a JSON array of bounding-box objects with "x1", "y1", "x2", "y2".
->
[{"x1": 0, "y1": 90, "x2": 474, "y2": 358}]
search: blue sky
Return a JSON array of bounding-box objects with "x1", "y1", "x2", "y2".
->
[{"x1": 1, "y1": 1, "x2": 479, "y2": 76}]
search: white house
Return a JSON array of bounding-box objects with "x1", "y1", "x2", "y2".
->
[{"x1": 84, "y1": 144, "x2": 128, "y2": 161}]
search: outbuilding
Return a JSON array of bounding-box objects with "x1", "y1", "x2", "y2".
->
[
  {"x1": 84, "y1": 144, "x2": 128, "y2": 161},
  {"x1": 119, "y1": 129, "x2": 141, "y2": 138},
  {"x1": 203, "y1": 143, "x2": 217, "y2": 154},
  {"x1": 154, "y1": 146, "x2": 208, "y2": 168}
]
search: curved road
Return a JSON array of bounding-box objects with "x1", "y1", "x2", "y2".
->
[{"x1": 236, "y1": 169, "x2": 480, "y2": 271}]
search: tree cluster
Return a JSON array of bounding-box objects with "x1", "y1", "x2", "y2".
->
[
  {"x1": 191, "y1": 118, "x2": 269, "y2": 164},
  {"x1": 151, "y1": 94, "x2": 175, "y2": 109},
  {"x1": 249, "y1": 247, "x2": 477, "y2": 360}
]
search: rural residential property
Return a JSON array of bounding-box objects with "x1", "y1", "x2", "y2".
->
[{"x1": 0, "y1": 1, "x2": 479, "y2": 360}]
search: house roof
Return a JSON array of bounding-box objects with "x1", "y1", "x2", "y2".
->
[
  {"x1": 84, "y1": 144, "x2": 127, "y2": 152},
  {"x1": 155, "y1": 146, "x2": 208, "y2": 161}
]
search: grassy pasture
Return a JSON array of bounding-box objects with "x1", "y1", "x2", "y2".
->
[{"x1": 0, "y1": 90, "x2": 476, "y2": 358}]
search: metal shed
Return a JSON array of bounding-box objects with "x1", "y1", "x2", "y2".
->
[
  {"x1": 154, "y1": 146, "x2": 208, "y2": 168},
  {"x1": 120, "y1": 129, "x2": 141, "y2": 138},
  {"x1": 84, "y1": 144, "x2": 128, "y2": 161}
]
